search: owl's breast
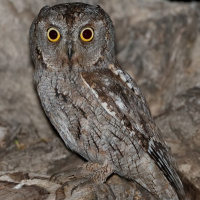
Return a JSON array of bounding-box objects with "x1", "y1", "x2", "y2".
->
[
  {"x1": 35, "y1": 70, "x2": 115, "y2": 161},
  {"x1": 36, "y1": 70, "x2": 134, "y2": 162}
]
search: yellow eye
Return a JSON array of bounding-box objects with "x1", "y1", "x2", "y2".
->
[
  {"x1": 80, "y1": 27, "x2": 94, "y2": 42},
  {"x1": 47, "y1": 28, "x2": 60, "y2": 42}
]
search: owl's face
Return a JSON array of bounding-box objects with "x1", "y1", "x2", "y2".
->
[{"x1": 30, "y1": 3, "x2": 115, "y2": 72}]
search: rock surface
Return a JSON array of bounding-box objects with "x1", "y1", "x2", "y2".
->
[{"x1": 0, "y1": 0, "x2": 200, "y2": 199}]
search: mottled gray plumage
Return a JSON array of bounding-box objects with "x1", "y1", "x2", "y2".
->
[{"x1": 29, "y1": 3, "x2": 186, "y2": 200}]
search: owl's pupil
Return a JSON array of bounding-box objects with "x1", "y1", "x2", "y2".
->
[
  {"x1": 49, "y1": 30, "x2": 58, "y2": 40},
  {"x1": 83, "y1": 29, "x2": 92, "y2": 39}
]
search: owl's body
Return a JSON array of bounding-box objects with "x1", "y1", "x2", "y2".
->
[{"x1": 30, "y1": 3, "x2": 186, "y2": 200}]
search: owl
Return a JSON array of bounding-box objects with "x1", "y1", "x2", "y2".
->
[{"x1": 29, "y1": 3, "x2": 186, "y2": 200}]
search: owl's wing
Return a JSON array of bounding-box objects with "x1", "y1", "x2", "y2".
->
[{"x1": 80, "y1": 65, "x2": 184, "y2": 197}]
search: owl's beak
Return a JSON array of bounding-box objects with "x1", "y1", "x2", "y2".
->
[{"x1": 68, "y1": 43, "x2": 73, "y2": 60}]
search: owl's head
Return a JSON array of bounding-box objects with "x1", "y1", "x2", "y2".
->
[{"x1": 29, "y1": 3, "x2": 115, "y2": 72}]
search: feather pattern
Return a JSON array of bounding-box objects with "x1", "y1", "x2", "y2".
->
[
  {"x1": 30, "y1": 3, "x2": 186, "y2": 199},
  {"x1": 81, "y1": 65, "x2": 186, "y2": 200}
]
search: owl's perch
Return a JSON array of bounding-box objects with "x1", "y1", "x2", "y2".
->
[
  {"x1": 0, "y1": 170, "x2": 199, "y2": 200},
  {"x1": 1, "y1": 167, "x2": 200, "y2": 200},
  {"x1": 0, "y1": 171, "x2": 155, "y2": 200},
  {"x1": 0, "y1": 0, "x2": 200, "y2": 199}
]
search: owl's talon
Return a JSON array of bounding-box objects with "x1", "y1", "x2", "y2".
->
[
  {"x1": 70, "y1": 179, "x2": 92, "y2": 195},
  {"x1": 49, "y1": 169, "x2": 81, "y2": 184},
  {"x1": 49, "y1": 172, "x2": 63, "y2": 183}
]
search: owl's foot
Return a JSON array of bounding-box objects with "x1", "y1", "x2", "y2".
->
[
  {"x1": 50, "y1": 161, "x2": 115, "y2": 199},
  {"x1": 49, "y1": 167, "x2": 87, "y2": 185},
  {"x1": 81, "y1": 161, "x2": 113, "y2": 183},
  {"x1": 50, "y1": 161, "x2": 113, "y2": 185},
  {"x1": 52, "y1": 179, "x2": 116, "y2": 200}
]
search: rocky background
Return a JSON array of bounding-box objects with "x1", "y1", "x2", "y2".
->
[{"x1": 0, "y1": 0, "x2": 200, "y2": 199}]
